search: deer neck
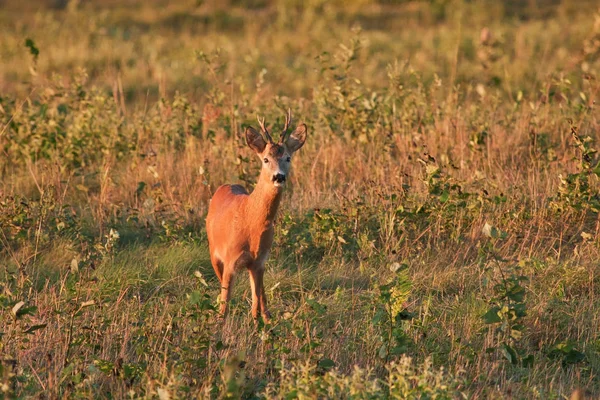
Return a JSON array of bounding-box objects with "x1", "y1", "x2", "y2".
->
[{"x1": 246, "y1": 172, "x2": 283, "y2": 228}]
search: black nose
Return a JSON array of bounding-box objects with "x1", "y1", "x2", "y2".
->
[{"x1": 273, "y1": 173, "x2": 286, "y2": 183}]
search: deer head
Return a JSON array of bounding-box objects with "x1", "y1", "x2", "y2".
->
[{"x1": 245, "y1": 109, "x2": 307, "y2": 188}]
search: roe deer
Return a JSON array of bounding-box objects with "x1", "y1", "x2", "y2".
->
[{"x1": 206, "y1": 109, "x2": 307, "y2": 323}]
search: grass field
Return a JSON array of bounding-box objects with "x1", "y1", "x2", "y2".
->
[{"x1": 1, "y1": 0, "x2": 600, "y2": 398}]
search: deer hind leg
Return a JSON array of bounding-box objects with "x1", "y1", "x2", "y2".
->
[{"x1": 249, "y1": 267, "x2": 270, "y2": 323}]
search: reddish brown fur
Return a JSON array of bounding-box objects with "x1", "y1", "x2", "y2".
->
[{"x1": 206, "y1": 113, "x2": 307, "y2": 322}]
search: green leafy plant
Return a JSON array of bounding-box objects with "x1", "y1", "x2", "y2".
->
[
  {"x1": 371, "y1": 263, "x2": 413, "y2": 363},
  {"x1": 480, "y1": 223, "x2": 532, "y2": 367},
  {"x1": 547, "y1": 341, "x2": 586, "y2": 366},
  {"x1": 551, "y1": 122, "x2": 600, "y2": 213}
]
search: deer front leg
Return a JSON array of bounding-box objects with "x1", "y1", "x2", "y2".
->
[
  {"x1": 248, "y1": 269, "x2": 260, "y2": 320},
  {"x1": 249, "y1": 267, "x2": 270, "y2": 323},
  {"x1": 219, "y1": 269, "x2": 235, "y2": 317}
]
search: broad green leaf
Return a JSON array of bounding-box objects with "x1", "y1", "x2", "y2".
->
[
  {"x1": 24, "y1": 324, "x2": 47, "y2": 334},
  {"x1": 507, "y1": 286, "x2": 525, "y2": 302},
  {"x1": 522, "y1": 354, "x2": 534, "y2": 368},
  {"x1": 317, "y1": 358, "x2": 335, "y2": 370},
  {"x1": 500, "y1": 343, "x2": 518, "y2": 365},
  {"x1": 482, "y1": 307, "x2": 502, "y2": 324},
  {"x1": 564, "y1": 349, "x2": 585, "y2": 364},
  {"x1": 439, "y1": 190, "x2": 449, "y2": 203}
]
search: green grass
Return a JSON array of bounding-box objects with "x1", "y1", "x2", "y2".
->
[{"x1": 1, "y1": 0, "x2": 600, "y2": 398}]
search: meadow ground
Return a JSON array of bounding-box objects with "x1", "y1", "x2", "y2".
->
[{"x1": 1, "y1": 0, "x2": 600, "y2": 398}]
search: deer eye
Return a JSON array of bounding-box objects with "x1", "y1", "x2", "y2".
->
[
  {"x1": 286, "y1": 156, "x2": 291, "y2": 162},
  {"x1": 263, "y1": 158, "x2": 269, "y2": 163}
]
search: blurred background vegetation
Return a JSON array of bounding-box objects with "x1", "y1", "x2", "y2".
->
[{"x1": 1, "y1": 0, "x2": 599, "y2": 105}]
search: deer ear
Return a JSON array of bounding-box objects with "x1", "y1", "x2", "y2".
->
[
  {"x1": 246, "y1": 126, "x2": 267, "y2": 154},
  {"x1": 286, "y1": 123, "x2": 307, "y2": 153}
]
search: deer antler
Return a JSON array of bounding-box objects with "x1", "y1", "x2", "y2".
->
[
  {"x1": 257, "y1": 115, "x2": 274, "y2": 143},
  {"x1": 279, "y1": 108, "x2": 292, "y2": 144}
]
